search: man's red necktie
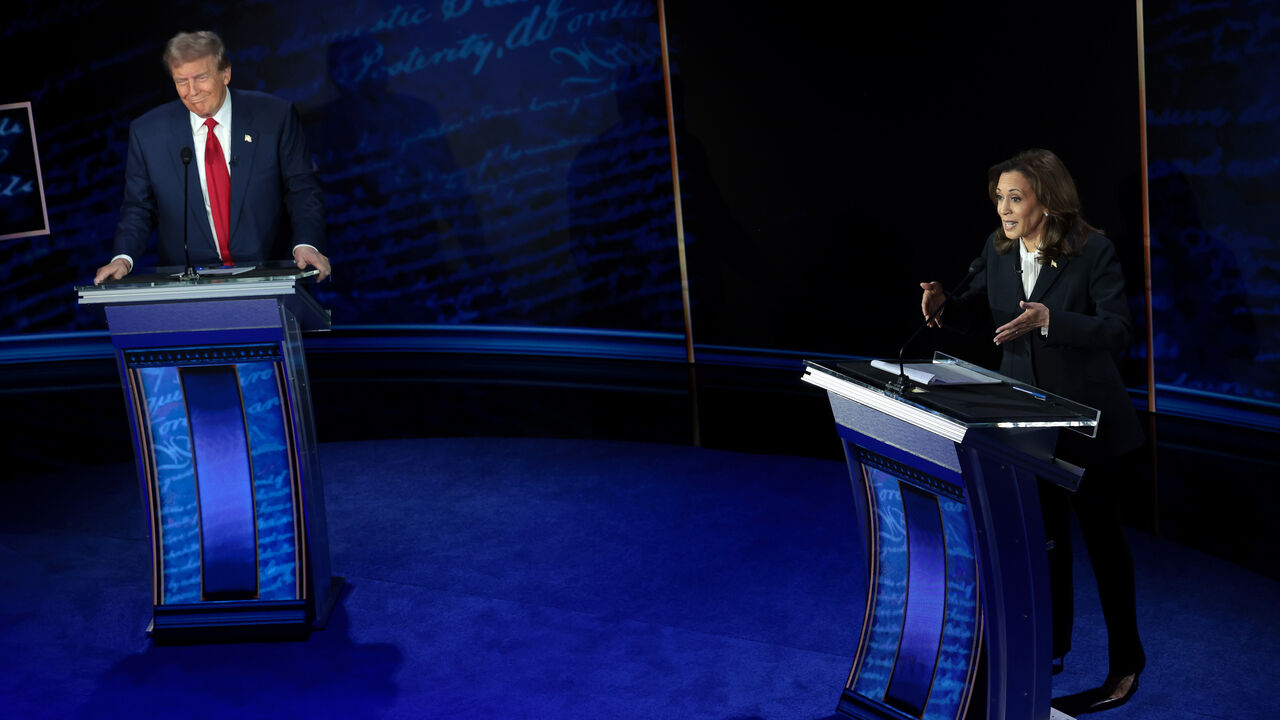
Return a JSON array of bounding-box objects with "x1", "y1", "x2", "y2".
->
[{"x1": 203, "y1": 117, "x2": 233, "y2": 265}]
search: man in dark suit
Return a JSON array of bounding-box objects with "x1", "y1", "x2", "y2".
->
[{"x1": 94, "y1": 30, "x2": 330, "y2": 284}]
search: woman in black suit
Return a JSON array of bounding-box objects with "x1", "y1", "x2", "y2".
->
[{"x1": 920, "y1": 149, "x2": 1145, "y2": 715}]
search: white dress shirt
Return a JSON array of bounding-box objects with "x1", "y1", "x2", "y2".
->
[
  {"x1": 1019, "y1": 240, "x2": 1041, "y2": 299},
  {"x1": 1020, "y1": 240, "x2": 1050, "y2": 336}
]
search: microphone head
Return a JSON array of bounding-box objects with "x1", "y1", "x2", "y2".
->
[
  {"x1": 180, "y1": 147, "x2": 193, "y2": 164},
  {"x1": 968, "y1": 256, "x2": 987, "y2": 273}
]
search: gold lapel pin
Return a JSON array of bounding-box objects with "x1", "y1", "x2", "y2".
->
[
  {"x1": 1051, "y1": 260, "x2": 1058, "y2": 268},
  {"x1": 244, "y1": 134, "x2": 253, "y2": 143}
]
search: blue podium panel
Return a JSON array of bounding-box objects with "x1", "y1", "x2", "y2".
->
[
  {"x1": 137, "y1": 364, "x2": 202, "y2": 605},
  {"x1": 79, "y1": 272, "x2": 340, "y2": 641},
  {"x1": 803, "y1": 359, "x2": 1091, "y2": 720},
  {"x1": 842, "y1": 445, "x2": 981, "y2": 720},
  {"x1": 237, "y1": 361, "x2": 302, "y2": 601},
  {"x1": 129, "y1": 346, "x2": 303, "y2": 608}
]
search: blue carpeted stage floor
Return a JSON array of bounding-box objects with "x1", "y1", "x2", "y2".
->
[{"x1": 2, "y1": 437, "x2": 1277, "y2": 719}]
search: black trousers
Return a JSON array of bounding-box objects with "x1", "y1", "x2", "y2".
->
[{"x1": 1040, "y1": 453, "x2": 1146, "y2": 677}]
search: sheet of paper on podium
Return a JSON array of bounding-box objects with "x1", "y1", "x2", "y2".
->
[{"x1": 869, "y1": 359, "x2": 1002, "y2": 386}]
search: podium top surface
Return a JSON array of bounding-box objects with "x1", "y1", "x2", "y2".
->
[
  {"x1": 76, "y1": 262, "x2": 329, "y2": 332},
  {"x1": 804, "y1": 353, "x2": 1100, "y2": 438},
  {"x1": 76, "y1": 262, "x2": 320, "y2": 305}
]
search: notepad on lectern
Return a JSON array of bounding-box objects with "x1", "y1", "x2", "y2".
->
[
  {"x1": 169, "y1": 266, "x2": 257, "y2": 278},
  {"x1": 869, "y1": 359, "x2": 1002, "y2": 386}
]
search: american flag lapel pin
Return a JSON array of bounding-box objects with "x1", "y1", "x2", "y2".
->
[{"x1": 244, "y1": 134, "x2": 253, "y2": 143}]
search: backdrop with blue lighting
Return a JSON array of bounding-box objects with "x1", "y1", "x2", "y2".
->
[
  {"x1": 1, "y1": 0, "x2": 683, "y2": 335},
  {"x1": 1, "y1": 0, "x2": 1278, "y2": 423},
  {"x1": 1144, "y1": 0, "x2": 1280, "y2": 409}
]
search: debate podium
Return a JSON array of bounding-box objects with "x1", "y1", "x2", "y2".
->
[
  {"x1": 803, "y1": 355, "x2": 1098, "y2": 720},
  {"x1": 77, "y1": 264, "x2": 342, "y2": 642}
]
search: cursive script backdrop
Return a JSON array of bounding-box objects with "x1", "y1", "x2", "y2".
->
[
  {"x1": 1144, "y1": 0, "x2": 1280, "y2": 408},
  {"x1": 0, "y1": 0, "x2": 683, "y2": 334},
  {"x1": 4, "y1": 1, "x2": 1279, "y2": 419},
  {"x1": 0, "y1": 103, "x2": 49, "y2": 240}
]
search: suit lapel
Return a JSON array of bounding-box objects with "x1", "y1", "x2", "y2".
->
[
  {"x1": 170, "y1": 104, "x2": 215, "y2": 251},
  {"x1": 1029, "y1": 255, "x2": 1067, "y2": 302},
  {"x1": 228, "y1": 91, "x2": 256, "y2": 246}
]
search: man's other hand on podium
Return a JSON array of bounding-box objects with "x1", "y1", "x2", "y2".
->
[
  {"x1": 293, "y1": 245, "x2": 332, "y2": 282},
  {"x1": 94, "y1": 257, "x2": 132, "y2": 285}
]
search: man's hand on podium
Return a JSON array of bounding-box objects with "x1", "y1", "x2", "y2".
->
[
  {"x1": 293, "y1": 245, "x2": 332, "y2": 282},
  {"x1": 94, "y1": 258, "x2": 132, "y2": 285}
]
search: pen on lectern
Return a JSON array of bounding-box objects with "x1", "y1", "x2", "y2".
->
[{"x1": 1012, "y1": 386, "x2": 1047, "y2": 401}]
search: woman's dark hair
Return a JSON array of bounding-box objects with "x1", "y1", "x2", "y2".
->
[{"x1": 987, "y1": 149, "x2": 1100, "y2": 262}]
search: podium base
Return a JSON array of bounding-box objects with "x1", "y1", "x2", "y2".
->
[
  {"x1": 313, "y1": 575, "x2": 346, "y2": 630},
  {"x1": 145, "y1": 576, "x2": 345, "y2": 644}
]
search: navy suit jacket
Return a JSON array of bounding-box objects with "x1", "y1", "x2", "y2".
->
[
  {"x1": 953, "y1": 231, "x2": 1145, "y2": 458},
  {"x1": 112, "y1": 89, "x2": 324, "y2": 267}
]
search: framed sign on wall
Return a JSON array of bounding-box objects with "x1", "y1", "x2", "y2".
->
[{"x1": 0, "y1": 102, "x2": 50, "y2": 241}]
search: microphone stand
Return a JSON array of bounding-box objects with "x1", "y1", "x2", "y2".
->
[
  {"x1": 886, "y1": 257, "x2": 987, "y2": 394},
  {"x1": 179, "y1": 147, "x2": 200, "y2": 282},
  {"x1": 886, "y1": 299, "x2": 950, "y2": 394}
]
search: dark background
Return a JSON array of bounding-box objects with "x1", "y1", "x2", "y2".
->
[
  {"x1": 1, "y1": 0, "x2": 1278, "y2": 578},
  {"x1": 0, "y1": 2, "x2": 1277, "y2": 451},
  {"x1": 666, "y1": 2, "x2": 1147, "y2": 373},
  {"x1": 0, "y1": 0, "x2": 1249, "y2": 405}
]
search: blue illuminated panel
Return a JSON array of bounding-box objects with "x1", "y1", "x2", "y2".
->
[
  {"x1": 1145, "y1": 1, "x2": 1280, "y2": 409},
  {"x1": 237, "y1": 361, "x2": 300, "y2": 600},
  {"x1": 848, "y1": 456, "x2": 980, "y2": 720},
  {"x1": 138, "y1": 366, "x2": 203, "y2": 605},
  {"x1": 930, "y1": 498, "x2": 980, "y2": 718},
  {"x1": 854, "y1": 466, "x2": 908, "y2": 701},
  {"x1": 132, "y1": 345, "x2": 302, "y2": 607}
]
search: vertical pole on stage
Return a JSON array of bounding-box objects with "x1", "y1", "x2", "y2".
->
[
  {"x1": 1135, "y1": 0, "x2": 1160, "y2": 533},
  {"x1": 657, "y1": 0, "x2": 701, "y2": 447}
]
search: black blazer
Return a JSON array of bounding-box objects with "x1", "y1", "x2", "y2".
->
[
  {"x1": 112, "y1": 89, "x2": 325, "y2": 268},
  {"x1": 954, "y1": 231, "x2": 1145, "y2": 458}
]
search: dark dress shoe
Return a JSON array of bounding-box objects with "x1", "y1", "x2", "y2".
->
[{"x1": 1052, "y1": 671, "x2": 1140, "y2": 715}]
